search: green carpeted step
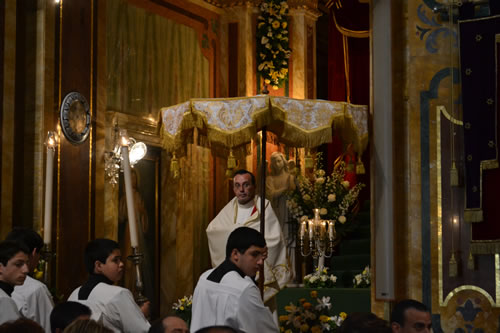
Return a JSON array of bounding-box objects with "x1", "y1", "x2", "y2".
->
[
  {"x1": 338, "y1": 239, "x2": 370, "y2": 255},
  {"x1": 331, "y1": 254, "x2": 370, "y2": 271}
]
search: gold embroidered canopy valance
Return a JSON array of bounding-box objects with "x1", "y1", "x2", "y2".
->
[{"x1": 160, "y1": 96, "x2": 368, "y2": 153}]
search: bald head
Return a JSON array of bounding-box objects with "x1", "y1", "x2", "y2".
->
[{"x1": 164, "y1": 316, "x2": 188, "y2": 333}]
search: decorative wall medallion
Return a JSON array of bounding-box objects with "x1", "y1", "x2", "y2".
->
[{"x1": 60, "y1": 92, "x2": 91, "y2": 145}]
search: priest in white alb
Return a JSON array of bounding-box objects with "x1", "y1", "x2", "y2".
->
[{"x1": 206, "y1": 169, "x2": 291, "y2": 303}]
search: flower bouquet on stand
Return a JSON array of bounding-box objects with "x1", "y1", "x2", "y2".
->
[
  {"x1": 172, "y1": 295, "x2": 192, "y2": 325},
  {"x1": 353, "y1": 266, "x2": 371, "y2": 288},
  {"x1": 287, "y1": 152, "x2": 365, "y2": 243},
  {"x1": 304, "y1": 267, "x2": 338, "y2": 289},
  {"x1": 280, "y1": 290, "x2": 347, "y2": 333}
]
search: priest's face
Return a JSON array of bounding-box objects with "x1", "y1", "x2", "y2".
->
[
  {"x1": 0, "y1": 251, "x2": 29, "y2": 286},
  {"x1": 232, "y1": 245, "x2": 267, "y2": 277},
  {"x1": 233, "y1": 173, "x2": 256, "y2": 204},
  {"x1": 392, "y1": 309, "x2": 432, "y2": 333},
  {"x1": 96, "y1": 249, "x2": 124, "y2": 283}
]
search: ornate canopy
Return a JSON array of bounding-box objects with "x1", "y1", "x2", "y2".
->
[{"x1": 160, "y1": 95, "x2": 368, "y2": 153}]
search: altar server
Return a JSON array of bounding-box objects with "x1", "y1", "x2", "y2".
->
[
  {"x1": 206, "y1": 169, "x2": 291, "y2": 302},
  {"x1": 191, "y1": 227, "x2": 279, "y2": 333},
  {"x1": 68, "y1": 238, "x2": 150, "y2": 333},
  {"x1": 0, "y1": 240, "x2": 30, "y2": 325},
  {"x1": 7, "y1": 227, "x2": 54, "y2": 332}
]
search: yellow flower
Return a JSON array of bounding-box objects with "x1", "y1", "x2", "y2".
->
[
  {"x1": 319, "y1": 315, "x2": 330, "y2": 323},
  {"x1": 265, "y1": 79, "x2": 271, "y2": 84},
  {"x1": 258, "y1": 22, "x2": 265, "y2": 29},
  {"x1": 34, "y1": 270, "x2": 43, "y2": 280},
  {"x1": 338, "y1": 215, "x2": 347, "y2": 224},
  {"x1": 303, "y1": 302, "x2": 312, "y2": 310},
  {"x1": 311, "y1": 326, "x2": 322, "y2": 333},
  {"x1": 322, "y1": 268, "x2": 327, "y2": 274},
  {"x1": 310, "y1": 290, "x2": 318, "y2": 298},
  {"x1": 282, "y1": 22, "x2": 288, "y2": 29},
  {"x1": 340, "y1": 312, "x2": 348, "y2": 319},
  {"x1": 272, "y1": 21, "x2": 281, "y2": 29},
  {"x1": 272, "y1": 85, "x2": 279, "y2": 90},
  {"x1": 300, "y1": 324, "x2": 309, "y2": 332},
  {"x1": 279, "y1": 315, "x2": 289, "y2": 322},
  {"x1": 179, "y1": 306, "x2": 184, "y2": 311}
]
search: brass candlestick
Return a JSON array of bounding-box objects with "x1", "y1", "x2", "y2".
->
[{"x1": 127, "y1": 247, "x2": 148, "y2": 305}]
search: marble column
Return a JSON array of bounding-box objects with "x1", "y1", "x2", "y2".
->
[{"x1": 288, "y1": 5, "x2": 320, "y2": 99}]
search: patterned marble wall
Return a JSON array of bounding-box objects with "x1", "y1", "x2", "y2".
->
[{"x1": 391, "y1": 0, "x2": 500, "y2": 330}]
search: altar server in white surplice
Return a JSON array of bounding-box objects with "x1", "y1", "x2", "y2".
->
[
  {"x1": 7, "y1": 228, "x2": 54, "y2": 332},
  {"x1": 191, "y1": 227, "x2": 278, "y2": 333},
  {"x1": 0, "y1": 240, "x2": 30, "y2": 325},
  {"x1": 206, "y1": 169, "x2": 291, "y2": 303},
  {"x1": 68, "y1": 239, "x2": 150, "y2": 333}
]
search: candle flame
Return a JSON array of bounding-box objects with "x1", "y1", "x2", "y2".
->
[{"x1": 121, "y1": 136, "x2": 129, "y2": 146}]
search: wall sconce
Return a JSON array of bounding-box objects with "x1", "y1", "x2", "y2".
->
[{"x1": 104, "y1": 127, "x2": 147, "y2": 185}]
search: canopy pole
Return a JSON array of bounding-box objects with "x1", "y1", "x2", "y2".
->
[{"x1": 259, "y1": 127, "x2": 267, "y2": 299}]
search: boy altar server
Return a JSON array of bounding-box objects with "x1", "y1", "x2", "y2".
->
[
  {"x1": 68, "y1": 238, "x2": 150, "y2": 333},
  {"x1": 0, "y1": 240, "x2": 30, "y2": 325},
  {"x1": 191, "y1": 227, "x2": 278, "y2": 333},
  {"x1": 7, "y1": 228, "x2": 54, "y2": 332}
]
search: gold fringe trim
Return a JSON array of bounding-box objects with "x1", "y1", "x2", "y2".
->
[
  {"x1": 467, "y1": 251, "x2": 475, "y2": 270},
  {"x1": 356, "y1": 156, "x2": 365, "y2": 174},
  {"x1": 449, "y1": 253, "x2": 458, "y2": 277},
  {"x1": 450, "y1": 161, "x2": 459, "y2": 186},
  {"x1": 470, "y1": 240, "x2": 500, "y2": 254},
  {"x1": 464, "y1": 209, "x2": 483, "y2": 223},
  {"x1": 160, "y1": 96, "x2": 369, "y2": 157},
  {"x1": 482, "y1": 159, "x2": 499, "y2": 170},
  {"x1": 170, "y1": 153, "x2": 180, "y2": 179}
]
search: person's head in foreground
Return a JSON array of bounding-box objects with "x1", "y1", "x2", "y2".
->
[
  {"x1": 226, "y1": 227, "x2": 267, "y2": 278},
  {"x1": 0, "y1": 318, "x2": 44, "y2": 333},
  {"x1": 62, "y1": 318, "x2": 113, "y2": 333},
  {"x1": 5, "y1": 227, "x2": 44, "y2": 273},
  {"x1": 84, "y1": 238, "x2": 124, "y2": 283},
  {"x1": 148, "y1": 315, "x2": 189, "y2": 333},
  {"x1": 339, "y1": 312, "x2": 391, "y2": 333},
  {"x1": 390, "y1": 299, "x2": 432, "y2": 333},
  {"x1": 50, "y1": 301, "x2": 92, "y2": 333},
  {"x1": 232, "y1": 170, "x2": 256, "y2": 205},
  {"x1": 0, "y1": 240, "x2": 30, "y2": 287},
  {"x1": 195, "y1": 326, "x2": 237, "y2": 333}
]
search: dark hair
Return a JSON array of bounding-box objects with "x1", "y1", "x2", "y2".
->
[
  {"x1": 84, "y1": 239, "x2": 120, "y2": 274},
  {"x1": 233, "y1": 169, "x2": 255, "y2": 185},
  {"x1": 226, "y1": 227, "x2": 266, "y2": 258},
  {"x1": 6, "y1": 227, "x2": 44, "y2": 254},
  {"x1": 0, "y1": 240, "x2": 30, "y2": 266},
  {"x1": 0, "y1": 318, "x2": 44, "y2": 333},
  {"x1": 62, "y1": 319, "x2": 112, "y2": 333},
  {"x1": 339, "y1": 312, "x2": 391, "y2": 333},
  {"x1": 195, "y1": 326, "x2": 238, "y2": 333},
  {"x1": 390, "y1": 299, "x2": 429, "y2": 326},
  {"x1": 50, "y1": 301, "x2": 92, "y2": 333}
]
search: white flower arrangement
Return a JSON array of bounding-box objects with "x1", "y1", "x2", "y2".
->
[
  {"x1": 353, "y1": 266, "x2": 371, "y2": 288},
  {"x1": 304, "y1": 267, "x2": 337, "y2": 289},
  {"x1": 287, "y1": 152, "x2": 364, "y2": 239},
  {"x1": 256, "y1": 0, "x2": 291, "y2": 90}
]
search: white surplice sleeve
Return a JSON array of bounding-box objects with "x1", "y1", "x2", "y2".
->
[
  {"x1": 0, "y1": 296, "x2": 21, "y2": 325},
  {"x1": 106, "y1": 288, "x2": 150, "y2": 333},
  {"x1": 238, "y1": 283, "x2": 279, "y2": 333}
]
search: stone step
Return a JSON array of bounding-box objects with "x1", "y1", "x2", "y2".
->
[
  {"x1": 331, "y1": 254, "x2": 370, "y2": 271},
  {"x1": 338, "y1": 238, "x2": 370, "y2": 255}
]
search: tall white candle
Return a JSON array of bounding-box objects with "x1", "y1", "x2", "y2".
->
[
  {"x1": 43, "y1": 147, "x2": 55, "y2": 245},
  {"x1": 300, "y1": 221, "x2": 306, "y2": 238},
  {"x1": 308, "y1": 220, "x2": 314, "y2": 239},
  {"x1": 121, "y1": 145, "x2": 139, "y2": 248}
]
